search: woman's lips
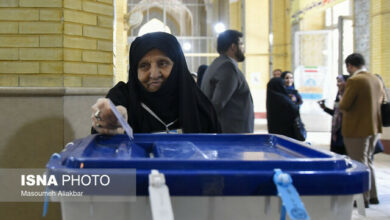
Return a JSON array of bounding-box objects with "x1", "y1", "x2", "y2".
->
[{"x1": 148, "y1": 80, "x2": 162, "y2": 88}]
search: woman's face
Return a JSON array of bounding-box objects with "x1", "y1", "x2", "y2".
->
[
  {"x1": 284, "y1": 73, "x2": 294, "y2": 87},
  {"x1": 337, "y1": 78, "x2": 346, "y2": 91},
  {"x1": 137, "y1": 49, "x2": 174, "y2": 92}
]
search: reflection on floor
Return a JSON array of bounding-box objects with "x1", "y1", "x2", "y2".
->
[{"x1": 255, "y1": 120, "x2": 390, "y2": 220}]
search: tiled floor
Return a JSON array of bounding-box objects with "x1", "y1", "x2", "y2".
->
[{"x1": 255, "y1": 120, "x2": 390, "y2": 219}]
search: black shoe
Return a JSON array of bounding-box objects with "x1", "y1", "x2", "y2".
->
[{"x1": 369, "y1": 198, "x2": 379, "y2": 204}]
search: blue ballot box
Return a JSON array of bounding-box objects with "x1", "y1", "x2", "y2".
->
[{"x1": 46, "y1": 134, "x2": 369, "y2": 220}]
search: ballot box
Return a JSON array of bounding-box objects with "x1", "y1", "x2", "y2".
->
[{"x1": 46, "y1": 134, "x2": 369, "y2": 220}]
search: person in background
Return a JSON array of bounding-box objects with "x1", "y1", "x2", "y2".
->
[
  {"x1": 190, "y1": 72, "x2": 198, "y2": 82},
  {"x1": 339, "y1": 53, "x2": 383, "y2": 207},
  {"x1": 272, "y1": 69, "x2": 282, "y2": 78},
  {"x1": 266, "y1": 77, "x2": 300, "y2": 140},
  {"x1": 372, "y1": 74, "x2": 386, "y2": 158},
  {"x1": 201, "y1": 29, "x2": 254, "y2": 133},
  {"x1": 281, "y1": 71, "x2": 303, "y2": 106},
  {"x1": 318, "y1": 75, "x2": 350, "y2": 155},
  {"x1": 91, "y1": 32, "x2": 221, "y2": 134},
  {"x1": 196, "y1": 64, "x2": 208, "y2": 87}
]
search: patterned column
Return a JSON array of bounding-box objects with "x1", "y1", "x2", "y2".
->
[{"x1": 354, "y1": 0, "x2": 371, "y2": 70}]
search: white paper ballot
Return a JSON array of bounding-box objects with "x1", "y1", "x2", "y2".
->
[{"x1": 108, "y1": 99, "x2": 134, "y2": 140}]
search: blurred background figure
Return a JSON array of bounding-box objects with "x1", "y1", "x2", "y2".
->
[
  {"x1": 201, "y1": 29, "x2": 254, "y2": 133},
  {"x1": 281, "y1": 71, "x2": 303, "y2": 106},
  {"x1": 272, "y1": 69, "x2": 282, "y2": 78},
  {"x1": 318, "y1": 75, "x2": 350, "y2": 155},
  {"x1": 266, "y1": 77, "x2": 301, "y2": 140},
  {"x1": 340, "y1": 53, "x2": 382, "y2": 207},
  {"x1": 196, "y1": 64, "x2": 208, "y2": 87}
]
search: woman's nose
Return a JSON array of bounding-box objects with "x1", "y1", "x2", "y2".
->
[{"x1": 149, "y1": 64, "x2": 160, "y2": 79}]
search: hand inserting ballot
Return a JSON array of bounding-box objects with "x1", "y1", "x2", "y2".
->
[{"x1": 91, "y1": 98, "x2": 128, "y2": 135}]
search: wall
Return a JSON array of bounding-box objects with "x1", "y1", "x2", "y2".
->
[
  {"x1": 245, "y1": 0, "x2": 269, "y2": 114},
  {"x1": 272, "y1": 0, "x2": 291, "y2": 73},
  {"x1": 0, "y1": 0, "x2": 114, "y2": 217},
  {"x1": 0, "y1": 88, "x2": 107, "y2": 167},
  {"x1": 0, "y1": 87, "x2": 107, "y2": 219},
  {"x1": 0, "y1": 0, "x2": 114, "y2": 88},
  {"x1": 229, "y1": 0, "x2": 242, "y2": 31},
  {"x1": 0, "y1": 0, "x2": 63, "y2": 86},
  {"x1": 371, "y1": 0, "x2": 390, "y2": 86},
  {"x1": 63, "y1": 0, "x2": 114, "y2": 87}
]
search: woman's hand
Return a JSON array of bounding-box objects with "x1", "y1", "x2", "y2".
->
[
  {"x1": 317, "y1": 100, "x2": 326, "y2": 109},
  {"x1": 289, "y1": 94, "x2": 297, "y2": 102},
  {"x1": 91, "y1": 98, "x2": 128, "y2": 135}
]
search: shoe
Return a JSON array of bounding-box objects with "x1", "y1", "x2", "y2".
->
[{"x1": 369, "y1": 198, "x2": 379, "y2": 204}]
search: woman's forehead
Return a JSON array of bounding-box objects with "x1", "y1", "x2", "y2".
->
[{"x1": 139, "y1": 48, "x2": 174, "y2": 62}]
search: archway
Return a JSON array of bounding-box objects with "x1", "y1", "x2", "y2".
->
[{"x1": 138, "y1": 18, "x2": 171, "y2": 36}]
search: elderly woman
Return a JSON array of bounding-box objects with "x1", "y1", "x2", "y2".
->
[{"x1": 91, "y1": 32, "x2": 221, "y2": 134}]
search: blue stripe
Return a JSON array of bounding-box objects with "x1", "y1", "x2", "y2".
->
[{"x1": 301, "y1": 93, "x2": 322, "y2": 99}]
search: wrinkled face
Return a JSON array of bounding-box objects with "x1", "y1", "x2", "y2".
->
[
  {"x1": 137, "y1": 49, "x2": 174, "y2": 92},
  {"x1": 235, "y1": 37, "x2": 245, "y2": 62},
  {"x1": 284, "y1": 73, "x2": 294, "y2": 86},
  {"x1": 337, "y1": 78, "x2": 346, "y2": 91}
]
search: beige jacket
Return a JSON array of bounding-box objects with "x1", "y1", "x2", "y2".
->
[{"x1": 339, "y1": 71, "x2": 383, "y2": 137}]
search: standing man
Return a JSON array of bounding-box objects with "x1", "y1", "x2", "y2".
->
[
  {"x1": 201, "y1": 30, "x2": 254, "y2": 133},
  {"x1": 272, "y1": 69, "x2": 282, "y2": 78},
  {"x1": 339, "y1": 53, "x2": 383, "y2": 207}
]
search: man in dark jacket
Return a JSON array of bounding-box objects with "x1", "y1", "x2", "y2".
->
[{"x1": 201, "y1": 30, "x2": 254, "y2": 133}]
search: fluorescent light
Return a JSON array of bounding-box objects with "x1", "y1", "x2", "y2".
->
[
  {"x1": 214, "y1": 23, "x2": 226, "y2": 34},
  {"x1": 183, "y1": 42, "x2": 192, "y2": 51}
]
